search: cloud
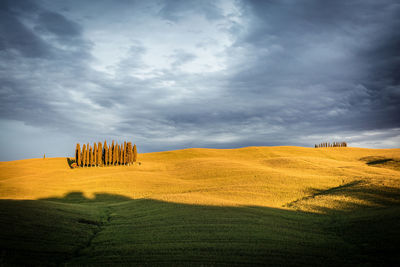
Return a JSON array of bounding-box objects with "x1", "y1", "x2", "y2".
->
[
  {"x1": 36, "y1": 11, "x2": 82, "y2": 37},
  {"x1": 158, "y1": 0, "x2": 223, "y2": 22},
  {"x1": 0, "y1": 0, "x2": 399, "y2": 160},
  {"x1": 223, "y1": 0, "x2": 400, "y2": 134},
  {"x1": 170, "y1": 49, "x2": 197, "y2": 68},
  {"x1": 0, "y1": 7, "x2": 50, "y2": 58}
]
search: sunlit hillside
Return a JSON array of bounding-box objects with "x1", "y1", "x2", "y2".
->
[
  {"x1": 1, "y1": 146, "x2": 399, "y2": 265},
  {"x1": 1, "y1": 146, "x2": 399, "y2": 211}
]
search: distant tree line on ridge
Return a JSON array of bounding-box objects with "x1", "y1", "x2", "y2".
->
[
  {"x1": 315, "y1": 142, "x2": 347, "y2": 148},
  {"x1": 74, "y1": 141, "x2": 137, "y2": 167}
]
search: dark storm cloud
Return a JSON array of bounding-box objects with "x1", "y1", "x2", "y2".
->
[
  {"x1": 0, "y1": 0, "x2": 93, "y2": 134},
  {"x1": 223, "y1": 0, "x2": 400, "y2": 135},
  {"x1": 0, "y1": 0, "x2": 399, "y2": 160},
  {"x1": 36, "y1": 11, "x2": 82, "y2": 37},
  {"x1": 0, "y1": 6, "x2": 49, "y2": 57}
]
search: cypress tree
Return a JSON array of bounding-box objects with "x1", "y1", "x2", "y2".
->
[
  {"x1": 115, "y1": 143, "x2": 119, "y2": 165},
  {"x1": 113, "y1": 142, "x2": 118, "y2": 165},
  {"x1": 82, "y1": 144, "x2": 87, "y2": 167},
  {"x1": 133, "y1": 144, "x2": 137, "y2": 163},
  {"x1": 126, "y1": 142, "x2": 130, "y2": 165},
  {"x1": 104, "y1": 144, "x2": 108, "y2": 166},
  {"x1": 123, "y1": 141, "x2": 127, "y2": 165},
  {"x1": 119, "y1": 142, "x2": 122, "y2": 165},
  {"x1": 118, "y1": 145, "x2": 122, "y2": 165},
  {"x1": 103, "y1": 141, "x2": 108, "y2": 166},
  {"x1": 127, "y1": 142, "x2": 130, "y2": 165},
  {"x1": 86, "y1": 143, "x2": 90, "y2": 167},
  {"x1": 121, "y1": 144, "x2": 125, "y2": 165},
  {"x1": 105, "y1": 145, "x2": 108, "y2": 166},
  {"x1": 127, "y1": 141, "x2": 130, "y2": 165},
  {"x1": 81, "y1": 147, "x2": 84, "y2": 167},
  {"x1": 112, "y1": 143, "x2": 115, "y2": 165},
  {"x1": 88, "y1": 146, "x2": 91, "y2": 167},
  {"x1": 91, "y1": 145, "x2": 95, "y2": 166},
  {"x1": 106, "y1": 145, "x2": 109, "y2": 166},
  {"x1": 111, "y1": 140, "x2": 115, "y2": 164},
  {"x1": 121, "y1": 144, "x2": 124, "y2": 164},
  {"x1": 113, "y1": 142, "x2": 117, "y2": 165},
  {"x1": 129, "y1": 142, "x2": 133, "y2": 164},
  {"x1": 92, "y1": 145, "x2": 95, "y2": 166},
  {"x1": 111, "y1": 145, "x2": 113, "y2": 165},
  {"x1": 76, "y1": 143, "x2": 81, "y2": 167},
  {"x1": 94, "y1": 143, "x2": 98, "y2": 166},
  {"x1": 130, "y1": 143, "x2": 134, "y2": 164},
  {"x1": 93, "y1": 143, "x2": 96, "y2": 166},
  {"x1": 118, "y1": 144, "x2": 121, "y2": 165},
  {"x1": 85, "y1": 145, "x2": 89, "y2": 167},
  {"x1": 108, "y1": 145, "x2": 112, "y2": 165},
  {"x1": 108, "y1": 145, "x2": 112, "y2": 166},
  {"x1": 117, "y1": 144, "x2": 120, "y2": 165},
  {"x1": 98, "y1": 142, "x2": 102, "y2": 167},
  {"x1": 89, "y1": 146, "x2": 93, "y2": 167},
  {"x1": 126, "y1": 142, "x2": 132, "y2": 165},
  {"x1": 75, "y1": 144, "x2": 78, "y2": 164}
]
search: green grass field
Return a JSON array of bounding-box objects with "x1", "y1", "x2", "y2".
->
[
  {"x1": 1, "y1": 146, "x2": 399, "y2": 266},
  {"x1": 1, "y1": 191, "x2": 399, "y2": 266}
]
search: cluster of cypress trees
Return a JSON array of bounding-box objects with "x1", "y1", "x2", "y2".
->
[
  {"x1": 75, "y1": 141, "x2": 137, "y2": 167},
  {"x1": 315, "y1": 142, "x2": 347, "y2": 148}
]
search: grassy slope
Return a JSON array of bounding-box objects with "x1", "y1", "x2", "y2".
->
[{"x1": 0, "y1": 146, "x2": 399, "y2": 265}]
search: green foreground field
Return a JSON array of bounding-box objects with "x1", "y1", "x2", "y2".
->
[
  {"x1": 1, "y1": 194, "x2": 399, "y2": 266},
  {"x1": 0, "y1": 146, "x2": 400, "y2": 266}
]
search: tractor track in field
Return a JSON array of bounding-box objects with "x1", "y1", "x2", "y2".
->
[{"x1": 60, "y1": 205, "x2": 112, "y2": 266}]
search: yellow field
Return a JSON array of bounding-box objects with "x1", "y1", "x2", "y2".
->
[{"x1": 1, "y1": 146, "x2": 399, "y2": 212}]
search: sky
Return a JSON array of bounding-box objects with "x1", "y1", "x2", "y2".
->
[{"x1": 0, "y1": 0, "x2": 399, "y2": 160}]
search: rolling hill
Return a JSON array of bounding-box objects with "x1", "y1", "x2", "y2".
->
[{"x1": 0, "y1": 146, "x2": 399, "y2": 265}]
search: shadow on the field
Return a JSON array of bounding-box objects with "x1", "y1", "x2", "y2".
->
[
  {"x1": 0, "y1": 186, "x2": 400, "y2": 266},
  {"x1": 360, "y1": 156, "x2": 400, "y2": 171},
  {"x1": 41, "y1": 191, "x2": 131, "y2": 203},
  {"x1": 286, "y1": 180, "x2": 400, "y2": 213},
  {"x1": 66, "y1": 157, "x2": 75, "y2": 169},
  {"x1": 367, "y1": 158, "x2": 393, "y2": 165}
]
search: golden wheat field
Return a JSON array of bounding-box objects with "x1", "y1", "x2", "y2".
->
[
  {"x1": 1, "y1": 146, "x2": 400, "y2": 265},
  {"x1": 1, "y1": 146, "x2": 399, "y2": 211}
]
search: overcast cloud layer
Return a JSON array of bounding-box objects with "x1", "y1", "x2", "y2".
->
[{"x1": 0, "y1": 0, "x2": 399, "y2": 160}]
